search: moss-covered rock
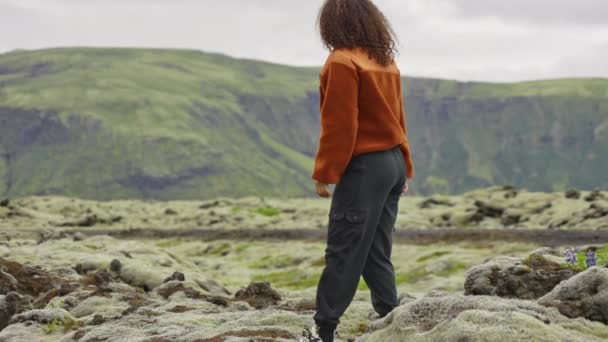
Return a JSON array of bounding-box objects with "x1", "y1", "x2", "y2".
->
[
  {"x1": 464, "y1": 251, "x2": 579, "y2": 299},
  {"x1": 359, "y1": 294, "x2": 608, "y2": 342},
  {"x1": 538, "y1": 267, "x2": 608, "y2": 324}
]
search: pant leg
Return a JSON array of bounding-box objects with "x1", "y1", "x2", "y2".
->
[
  {"x1": 361, "y1": 172, "x2": 405, "y2": 316},
  {"x1": 314, "y1": 145, "x2": 402, "y2": 327},
  {"x1": 362, "y1": 147, "x2": 406, "y2": 316}
]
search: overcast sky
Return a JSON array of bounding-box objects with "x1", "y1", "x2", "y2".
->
[{"x1": 1, "y1": 0, "x2": 607, "y2": 82}]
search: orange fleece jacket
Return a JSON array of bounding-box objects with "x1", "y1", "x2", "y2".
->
[{"x1": 311, "y1": 47, "x2": 414, "y2": 184}]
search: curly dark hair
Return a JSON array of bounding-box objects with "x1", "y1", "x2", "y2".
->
[{"x1": 317, "y1": 0, "x2": 399, "y2": 66}]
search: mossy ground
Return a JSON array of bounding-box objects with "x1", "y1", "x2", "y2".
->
[
  {"x1": 2, "y1": 187, "x2": 607, "y2": 233},
  {"x1": 3, "y1": 228, "x2": 604, "y2": 341}
]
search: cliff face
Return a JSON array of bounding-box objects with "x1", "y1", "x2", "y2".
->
[
  {"x1": 0, "y1": 48, "x2": 606, "y2": 199},
  {"x1": 405, "y1": 93, "x2": 608, "y2": 193}
]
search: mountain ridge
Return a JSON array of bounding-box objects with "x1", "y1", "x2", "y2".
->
[{"x1": 0, "y1": 47, "x2": 606, "y2": 199}]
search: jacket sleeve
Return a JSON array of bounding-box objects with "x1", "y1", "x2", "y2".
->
[
  {"x1": 311, "y1": 60, "x2": 359, "y2": 184},
  {"x1": 398, "y1": 82, "x2": 415, "y2": 179}
]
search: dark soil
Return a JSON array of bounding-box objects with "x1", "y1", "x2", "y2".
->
[{"x1": 79, "y1": 228, "x2": 608, "y2": 247}]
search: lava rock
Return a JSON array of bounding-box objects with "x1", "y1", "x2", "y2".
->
[
  {"x1": 584, "y1": 203, "x2": 608, "y2": 220},
  {"x1": 565, "y1": 189, "x2": 581, "y2": 199},
  {"x1": 0, "y1": 258, "x2": 67, "y2": 297},
  {"x1": 234, "y1": 282, "x2": 281, "y2": 309},
  {"x1": 358, "y1": 294, "x2": 608, "y2": 341},
  {"x1": 163, "y1": 272, "x2": 185, "y2": 283},
  {"x1": 584, "y1": 189, "x2": 604, "y2": 202},
  {"x1": 464, "y1": 253, "x2": 579, "y2": 300},
  {"x1": 199, "y1": 200, "x2": 220, "y2": 209},
  {"x1": 164, "y1": 208, "x2": 178, "y2": 215},
  {"x1": 418, "y1": 198, "x2": 454, "y2": 209},
  {"x1": 473, "y1": 200, "x2": 505, "y2": 218},
  {"x1": 110, "y1": 259, "x2": 122, "y2": 273},
  {"x1": 538, "y1": 267, "x2": 608, "y2": 324},
  {"x1": 0, "y1": 292, "x2": 31, "y2": 330},
  {"x1": 72, "y1": 232, "x2": 86, "y2": 241}
]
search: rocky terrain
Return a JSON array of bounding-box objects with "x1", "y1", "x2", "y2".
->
[
  {"x1": 1, "y1": 187, "x2": 607, "y2": 238},
  {"x1": 1, "y1": 234, "x2": 608, "y2": 341},
  {"x1": 1, "y1": 187, "x2": 607, "y2": 341}
]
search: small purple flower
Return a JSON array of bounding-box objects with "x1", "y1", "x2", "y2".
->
[
  {"x1": 585, "y1": 250, "x2": 597, "y2": 268},
  {"x1": 564, "y1": 248, "x2": 577, "y2": 265}
]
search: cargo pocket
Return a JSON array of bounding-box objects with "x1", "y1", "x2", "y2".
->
[
  {"x1": 326, "y1": 207, "x2": 366, "y2": 273},
  {"x1": 327, "y1": 208, "x2": 366, "y2": 243}
]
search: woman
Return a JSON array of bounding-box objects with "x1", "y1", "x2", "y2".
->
[{"x1": 303, "y1": 0, "x2": 414, "y2": 341}]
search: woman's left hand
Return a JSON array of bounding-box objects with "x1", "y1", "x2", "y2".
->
[{"x1": 315, "y1": 181, "x2": 331, "y2": 198}]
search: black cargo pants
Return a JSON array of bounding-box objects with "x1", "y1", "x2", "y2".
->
[{"x1": 314, "y1": 144, "x2": 406, "y2": 327}]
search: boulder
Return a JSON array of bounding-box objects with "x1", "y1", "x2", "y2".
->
[
  {"x1": 234, "y1": 282, "x2": 281, "y2": 309},
  {"x1": 358, "y1": 294, "x2": 608, "y2": 342},
  {"x1": 163, "y1": 271, "x2": 185, "y2": 283},
  {"x1": 418, "y1": 198, "x2": 454, "y2": 209},
  {"x1": 464, "y1": 252, "x2": 579, "y2": 299},
  {"x1": 10, "y1": 308, "x2": 75, "y2": 325},
  {"x1": 565, "y1": 189, "x2": 581, "y2": 199},
  {"x1": 152, "y1": 280, "x2": 229, "y2": 307},
  {"x1": 0, "y1": 271, "x2": 17, "y2": 294},
  {"x1": 584, "y1": 203, "x2": 608, "y2": 220},
  {"x1": 0, "y1": 322, "x2": 44, "y2": 341},
  {"x1": 0, "y1": 257, "x2": 68, "y2": 297},
  {"x1": 538, "y1": 267, "x2": 608, "y2": 324},
  {"x1": 584, "y1": 189, "x2": 605, "y2": 202},
  {"x1": 473, "y1": 200, "x2": 505, "y2": 218},
  {"x1": 110, "y1": 259, "x2": 122, "y2": 273},
  {"x1": 0, "y1": 292, "x2": 31, "y2": 330}
]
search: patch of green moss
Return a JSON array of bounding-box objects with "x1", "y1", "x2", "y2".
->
[
  {"x1": 208, "y1": 242, "x2": 232, "y2": 255},
  {"x1": 396, "y1": 261, "x2": 468, "y2": 284},
  {"x1": 436, "y1": 261, "x2": 468, "y2": 276},
  {"x1": 248, "y1": 254, "x2": 297, "y2": 269},
  {"x1": 252, "y1": 269, "x2": 319, "y2": 289},
  {"x1": 311, "y1": 256, "x2": 325, "y2": 267},
  {"x1": 155, "y1": 239, "x2": 183, "y2": 248},
  {"x1": 396, "y1": 266, "x2": 430, "y2": 284},
  {"x1": 357, "y1": 278, "x2": 369, "y2": 290},
  {"x1": 62, "y1": 318, "x2": 84, "y2": 332},
  {"x1": 233, "y1": 243, "x2": 250, "y2": 253},
  {"x1": 83, "y1": 244, "x2": 101, "y2": 250},
  {"x1": 416, "y1": 251, "x2": 452, "y2": 263},
  {"x1": 522, "y1": 253, "x2": 546, "y2": 267},
  {"x1": 251, "y1": 207, "x2": 281, "y2": 217},
  {"x1": 45, "y1": 317, "x2": 60, "y2": 334},
  {"x1": 560, "y1": 262, "x2": 585, "y2": 272},
  {"x1": 44, "y1": 317, "x2": 83, "y2": 334}
]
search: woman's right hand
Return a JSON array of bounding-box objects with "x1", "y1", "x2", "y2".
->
[
  {"x1": 402, "y1": 182, "x2": 409, "y2": 194},
  {"x1": 316, "y1": 181, "x2": 331, "y2": 198}
]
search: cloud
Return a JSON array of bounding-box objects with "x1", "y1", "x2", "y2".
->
[
  {"x1": 440, "y1": 0, "x2": 608, "y2": 27},
  {"x1": 0, "y1": 0, "x2": 606, "y2": 82}
]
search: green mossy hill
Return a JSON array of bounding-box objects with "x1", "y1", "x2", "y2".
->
[{"x1": 1, "y1": 48, "x2": 607, "y2": 199}]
